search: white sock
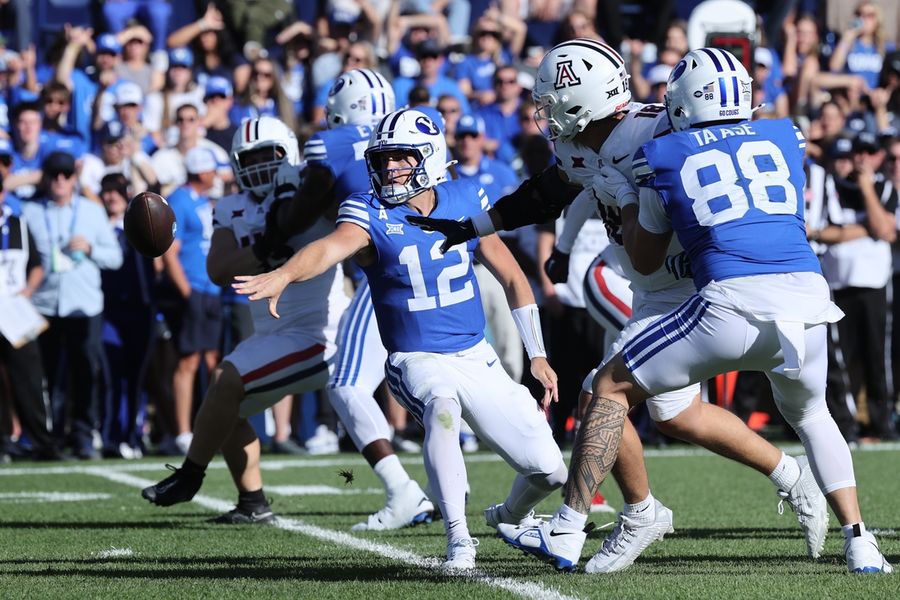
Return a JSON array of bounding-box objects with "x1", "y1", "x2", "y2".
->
[
  {"x1": 768, "y1": 452, "x2": 802, "y2": 491},
  {"x1": 423, "y1": 397, "x2": 470, "y2": 543},
  {"x1": 556, "y1": 503, "x2": 588, "y2": 531},
  {"x1": 623, "y1": 492, "x2": 655, "y2": 524},
  {"x1": 842, "y1": 522, "x2": 867, "y2": 540},
  {"x1": 373, "y1": 454, "x2": 410, "y2": 498}
]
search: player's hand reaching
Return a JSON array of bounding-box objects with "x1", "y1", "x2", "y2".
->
[
  {"x1": 406, "y1": 215, "x2": 476, "y2": 253},
  {"x1": 233, "y1": 269, "x2": 292, "y2": 319},
  {"x1": 530, "y1": 357, "x2": 559, "y2": 410},
  {"x1": 544, "y1": 247, "x2": 570, "y2": 284}
]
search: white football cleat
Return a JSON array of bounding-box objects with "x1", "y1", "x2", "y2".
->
[
  {"x1": 845, "y1": 531, "x2": 893, "y2": 574},
  {"x1": 351, "y1": 480, "x2": 434, "y2": 531},
  {"x1": 776, "y1": 455, "x2": 828, "y2": 559},
  {"x1": 584, "y1": 499, "x2": 674, "y2": 574},
  {"x1": 496, "y1": 519, "x2": 586, "y2": 572},
  {"x1": 484, "y1": 503, "x2": 546, "y2": 529},
  {"x1": 442, "y1": 537, "x2": 479, "y2": 573}
]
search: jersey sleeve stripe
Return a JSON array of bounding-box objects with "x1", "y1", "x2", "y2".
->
[
  {"x1": 342, "y1": 199, "x2": 368, "y2": 209},
  {"x1": 338, "y1": 205, "x2": 370, "y2": 221},
  {"x1": 336, "y1": 214, "x2": 370, "y2": 231}
]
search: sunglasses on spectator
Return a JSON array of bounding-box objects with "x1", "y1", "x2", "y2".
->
[
  {"x1": 439, "y1": 106, "x2": 460, "y2": 114},
  {"x1": 478, "y1": 30, "x2": 502, "y2": 39},
  {"x1": 49, "y1": 170, "x2": 75, "y2": 179},
  {"x1": 44, "y1": 97, "x2": 70, "y2": 106},
  {"x1": 494, "y1": 77, "x2": 518, "y2": 86},
  {"x1": 176, "y1": 115, "x2": 198, "y2": 123},
  {"x1": 346, "y1": 54, "x2": 366, "y2": 63}
]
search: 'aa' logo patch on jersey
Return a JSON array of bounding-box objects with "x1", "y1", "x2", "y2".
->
[{"x1": 554, "y1": 60, "x2": 581, "y2": 89}]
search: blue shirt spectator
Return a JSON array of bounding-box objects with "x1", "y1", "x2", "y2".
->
[
  {"x1": 475, "y1": 66, "x2": 523, "y2": 165},
  {"x1": 392, "y1": 40, "x2": 470, "y2": 113},
  {"x1": 453, "y1": 114, "x2": 520, "y2": 202}
]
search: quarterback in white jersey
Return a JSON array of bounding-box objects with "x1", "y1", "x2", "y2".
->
[
  {"x1": 142, "y1": 116, "x2": 348, "y2": 523},
  {"x1": 409, "y1": 39, "x2": 827, "y2": 573}
]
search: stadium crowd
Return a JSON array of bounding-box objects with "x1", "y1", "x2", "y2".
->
[{"x1": 0, "y1": 0, "x2": 899, "y2": 462}]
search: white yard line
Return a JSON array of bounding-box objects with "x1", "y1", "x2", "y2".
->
[{"x1": 85, "y1": 468, "x2": 581, "y2": 600}]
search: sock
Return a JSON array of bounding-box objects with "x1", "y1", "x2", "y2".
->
[
  {"x1": 556, "y1": 503, "x2": 588, "y2": 531},
  {"x1": 768, "y1": 452, "x2": 802, "y2": 491},
  {"x1": 623, "y1": 492, "x2": 655, "y2": 524},
  {"x1": 422, "y1": 397, "x2": 469, "y2": 543},
  {"x1": 373, "y1": 454, "x2": 411, "y2": 497},
  {"x1": 842, "y1": 522, "x2": 867, "y2": 540},
  {"x1": 181, "y1": 457, "x2": 206, "y2": 476},
  {"x1": 502, "y1": 473, "x2": 551, "y2": 523},
  {"x1": 446, "y1": 516, "x2": 470, "y2": 543},
  {"x1": 238, "y1": 488, "x2": 267, "y2": 509}
]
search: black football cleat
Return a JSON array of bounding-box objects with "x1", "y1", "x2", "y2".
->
[
  {"x1": 142, "y1": 464, "x2": 204, "y2": 506},
  {"x1": 210, "y1": 502, "x2": 276, "y2": 525}
]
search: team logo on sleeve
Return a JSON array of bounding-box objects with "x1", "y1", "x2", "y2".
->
[
  {"x1": 554, "y1": 60, "x2": 581, "y2": 89},
  {"x1": 415, "y1": 116, "x2": 440, "y2": 135}
]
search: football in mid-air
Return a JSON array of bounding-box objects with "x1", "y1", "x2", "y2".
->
[{"x1": 124, "y1": 191, "x2": 176, "y2": 257}]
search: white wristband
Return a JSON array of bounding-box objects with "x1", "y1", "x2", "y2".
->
[
  {"x1": 581, "y1": 368, "x2": 599, "y2": 394},
  {"x1": 512, "y1": 304, "x2": 547, "y2": 359},
  {"x1": 471, "y1": 211, "x2": 496, "y2": 237}
]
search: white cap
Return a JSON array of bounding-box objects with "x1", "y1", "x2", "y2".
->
[
  {"x1": 754, "y1": 47, "x2": 773, "y2": 68},
  {"x1": 185, "y1": 146, "x2": 217, "y2": 174},
  {"x1": 115, "y1": 81, "x2": 144, "y2": 106},
  {"x1": 647, "y1": 63, "x2": 673, "y2": 86}
]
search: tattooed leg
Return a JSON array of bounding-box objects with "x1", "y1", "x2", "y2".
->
[{"x1": 565, "y1": 395, "x2": 628, "y2": 514}]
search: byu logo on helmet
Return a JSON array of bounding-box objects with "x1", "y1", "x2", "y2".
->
[
  {"x1": 415, "y1": 115, "x2": 440, "y2": 135},
  {"x1": 329, "y1": 78, "x2": 346, "y2": 97},
  {"x1": 554, "y1": 60, "x2": 581, "y2": 89}
]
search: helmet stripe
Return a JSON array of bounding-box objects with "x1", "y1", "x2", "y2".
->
[
  {"x1": 380, "y1": 92, "x2": 387, "y2": 114},
  {"x1": 554, "y1": 40, "x2": 621, "y2": 69},
  {"x1": 254, "y1": 118, "x2": 260, "y2": 141},
  {"x1": 374, "y1": 71, "x2": 390, "y2": 89},
  {"x1": 385, "y1": 109, "x2": 406, "y2": 139},
  {"x1": 718, "y1": 77, "x2": 727, "y2": 107},
  {"x1": 718, "y1": 48, "x2": 736, "y2": 71},
  {"x1": 358, "y1": 69, "x2": 375, "y2": 88},
  {"x1": 244, "y1": 119, "x2": 252, "y2": 143},
  {"x1": 700, "y1": 48, "x2": 723, "y2": 72},
  {"x1": 370, "y1": 93, "x2": 376, "y2": 114},
  {"x1": 731, "y1": 76, "x2": 739, "y2": 107}
]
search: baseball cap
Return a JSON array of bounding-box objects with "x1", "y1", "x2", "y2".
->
[
  {"x1": 755, "y1": 47, "x2": 773, "y2": 69},
  {"x1": 853, "y1": 131, "x2": 881, "y2": 154},
  {"x1": 96, "y1": 33, "x2": 121, "y2": 55},
  {"x1": 169, "y1": 47, "x2": 194, "y2": 68},
  {"x1": 647, "y1": 64, "x2": 673, "y2": 86},
  {"x1": 829, "y1": 136, "x2": 854, "y2": 159},
  {"x1": 114, "y1": 81, "x2": 143, "y2": 106},
  {"x1": 416, "y1": 38, "x2": 443, "y2": 59},
  {"x1": 455, "y1": 114, "x2": 484, "y2": 137},
  {"x1": 42, "y1": 150, "x2": 76, "y2": 175},
  {"x1": 203, "y1": 76, "x2": 233, "y2": 99},
  {"x1": 185, "y1": 146, "x2": 218, "y2": 174},
  {"x1": 99, "y1": 121, "x2": 125, "y2": 145}
]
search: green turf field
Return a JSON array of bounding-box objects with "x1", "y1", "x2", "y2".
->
[{"x1": 0, "y1": 445, "x2": 897, "y2": 599}]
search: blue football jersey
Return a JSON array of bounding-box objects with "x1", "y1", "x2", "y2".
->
[
  {"x1": 634, "y1": 118, "x2": 821, "y2": 289},
  {"x1": 303, "y1": 124, "x2": 373, "y2": 202},
  {"x1": 336, "y1": 179, "x2": 492, "y2": 353}
]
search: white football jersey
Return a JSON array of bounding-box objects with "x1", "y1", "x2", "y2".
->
[
  {"x1": 213, "y1": 190, "x2": 348, "y2": 335},
  {"x1": 554, "y1": 102, "x2": 694, "y2": 297}
]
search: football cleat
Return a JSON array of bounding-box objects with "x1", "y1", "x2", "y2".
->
[
  {"x1": 211, "y1": 502, "x2": 276, "y2": 525},
  {"x1": 442, "y1": 537, "x2": 479, "y2": 573},
  {"x1": 776, "y1": 455, "x2": 828, "y2": 559},
  {"x1": 484, "y1": 503, "x2": 545, "y2": 530},
  {"x1": 351, "y1": 480, "x2": 434, "y2": 531},
  {"x1": 845, "y1": 531, "x2": 894, "y2": 574},
  {"x1": 584, "y1": 500, "x2": 674, "y2": 574},
  {"x1": 496, "y1": 519, "x2": 586, "y2": 572},
  {"x1": 141, "y1": 464, "x2": 204, "y2": 506}
]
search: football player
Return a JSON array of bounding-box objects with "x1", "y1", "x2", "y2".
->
[
  {"x1": 408, "y1": 40, "x2": 828, "y2": 572},
  {"x1": 512, "y1": 48, "x2": 892, "y2": 573},
  {"x1": 234, "y1": 109, "x2": 569, "y2": 572},
  {"x1": 281, "y1": 69, "x2": 435, "y2": 530},
  {"x1": 141, "y1": 115, "x2": 350, "y2": 522}
]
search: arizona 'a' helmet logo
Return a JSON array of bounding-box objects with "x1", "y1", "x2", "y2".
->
[{"x1": 554, "y1": 60, "x2": 581, "y2": 89}]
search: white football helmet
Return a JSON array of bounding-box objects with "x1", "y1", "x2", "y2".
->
[
  {"x1": 365, "y1": 109, "x2": 449, "y2": 205},
  {"x1": 325, "y1": 68, "x2": 396, "y2": 129},
  {"x1": 532, "y1": 38, "x2": 631, "y2": 141},
  {"x1": 665, "y1": 48, "x2": 753, "y2": 132},
  {"x1": 230, "y1": 115, "x2": 300, "y2": 197}
]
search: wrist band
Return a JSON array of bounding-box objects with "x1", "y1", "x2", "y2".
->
[
  {"x1": 512, "y1": 304, "x2": 547, "y2": 359},
  {"x1": 471, "y1": 211, "x2": 496, "y2": 237}
]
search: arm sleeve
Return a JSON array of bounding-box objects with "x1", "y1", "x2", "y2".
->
[
  {"x1": 555, "y1": 188, "x2": 595, "y2": 253},
  {"x1": 637, "y1": 187, "x2": 672, "y2": 234},
  {"x1": 492, "y1": 165, "x2": 582, "y2": 231}
]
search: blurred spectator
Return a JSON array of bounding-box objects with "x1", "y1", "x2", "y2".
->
[
  {"x1": 644, "y1": 63, "x2": 672, "y2": 104},
  {"x1": 103, "y1": 0, "x2": 173, "y2": 53},
  {"x1": 455, "y1": 11, "x2": 525, "y2": 106},
  {"x1": 219, "y1": 0, "x2": 296, "y2": 61},
  {"x1": 310, "y1": 42, "x2": 378, "y2": 126},
  {"x1": 0, "y1": 139, "x2": 22, "y2": 215},
  {"x1": 437, "y1": 93, "x2": 463, "y2": 150},
  {"x1": 99, "y1": 172, "x2": 155, "y2": 459},
  {"x1": 807, "y1": 100, "x2": 849, "y2": 163},
  {"x1": 114, "y1": 25, "x2": 165, "y2": 94},
  {"x1": 8, "y1": 102, "x2": 48, "y2": 199},
  {"x1": 476, "y1": 64, "x2": 522, "y2": 164},
  {"x1": 52, "y1": 28, "x2": 114, "y2": 145},
  {"x1": 830, "y1": 1, "x2": 895, "y2": 91},
  {"x1": 0, "y1": 165, "x2": 60, "y2": 460},
  {"x1": 167, "y1": 3, "x2": 250, "y2": 92},
  {"x1": 274, "y1": 21, "x2": 315, "y2": 121},
  {"x1": 230, "y1": 57, "x2": 297, "y2": 131},
  {"x1": 40, "y1": 82, "x2": 81, "y2": 145},
  {"x1": 815, "y1": 133, "x2": 898, "y2": 442},
  {"x1": 160, "y1": 146, "x2": 222, "y2": 455},
  {"x1": 753, "y1": 47, "x2": 789, "y2": 119},
  {"x1": 399, "y1": 0, "x2": 470, "y2": 44},
  {"x1": 319, "y1": 0, "x2": 385, "y2": 46},
  {"x1": 0, "y1": 0, "x2": 31, "y2": 52},
  {"x1": 144, "y1": 48, "x2": 204, "y2": 139},
  {"x1": 454, "y1": 114, "x2": 518, "y2": 201},
  {"x1": 386, "y1": 5, "x2": 449, "y2": 79},
  {"x1": 393, "y1": 39, "x2": 470, "y2": 111},
  {"x1": 80, "y1": 122, "x2": 157, "y2": 202},
  {"x1": 558, "y1": 8, "x2": 600, "y2": 42},
  {"x1": 151, "y1": 103, "x2": 230, "y2": 197},
  {"x1": 22, "y1": 151, "x2": 123, "y2": 459},
  {"x1": 0, "y1": 45, "x2": 40, "y2": 112},
  {"x1": 201, "y1": 77, "x2": 237, "y2": 152},
  {"x1": 111, "y1": 82, "x2": 158, "y2": 155},
  {"x1": 888, "y1": 138, "x2": 900, "y2": 411}
]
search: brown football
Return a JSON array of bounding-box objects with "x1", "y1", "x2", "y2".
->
[{"x1": 124, "y1": 191, "x2": 176, "y2": 257}]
